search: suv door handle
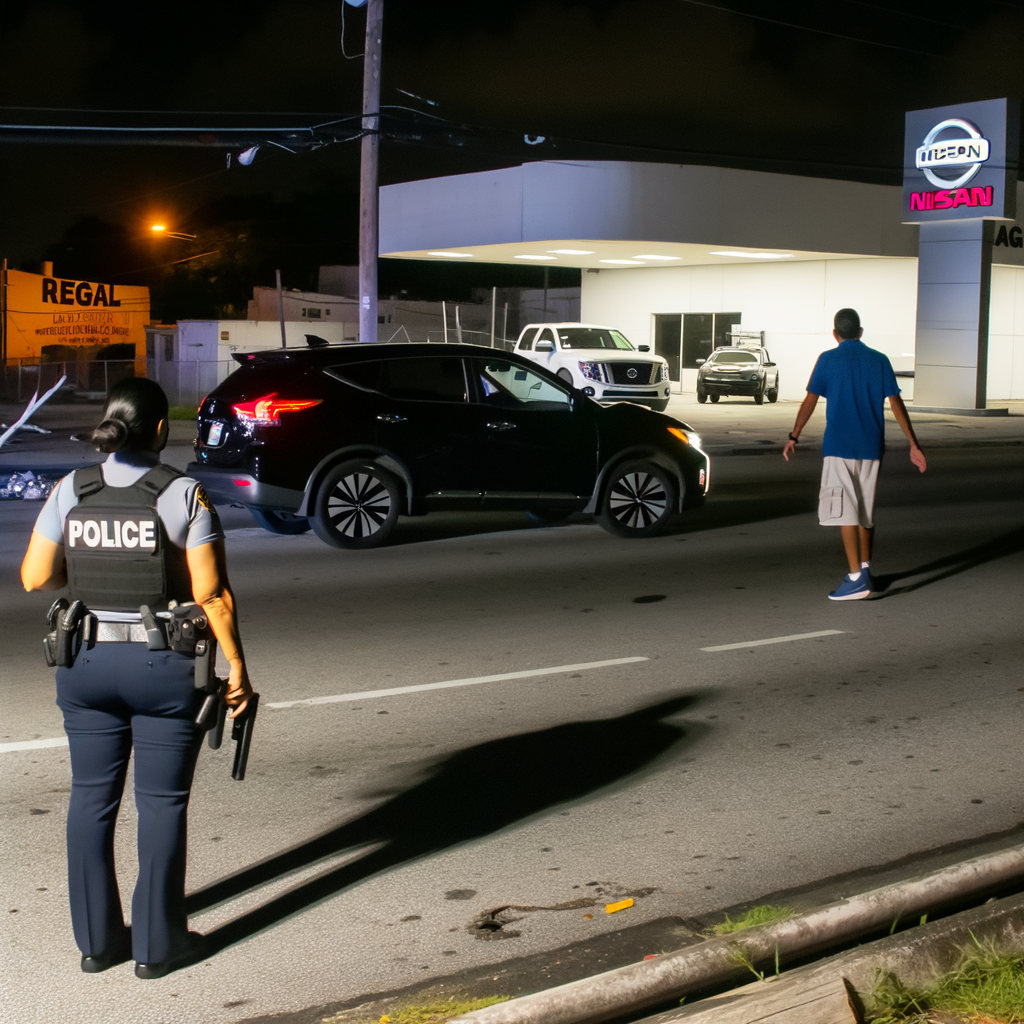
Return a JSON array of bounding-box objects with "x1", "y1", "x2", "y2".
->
[
  {"x1": 486, "y1": 421, "x2": 516, "y2": 431},
  {"x1": 377, "y1": 413, "x2": 407, "y2": 423}
]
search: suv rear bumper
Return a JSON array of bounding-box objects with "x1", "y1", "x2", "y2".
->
[{"x1": 187, "y1": 463, "x2": 304, "y2": 512}]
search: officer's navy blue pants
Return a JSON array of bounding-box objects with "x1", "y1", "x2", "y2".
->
[{"x1": 56, "y1": 642, "x2": 203, "y2": 965}]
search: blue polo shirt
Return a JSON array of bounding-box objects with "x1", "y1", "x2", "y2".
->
[{"x1": 807, "y1": 339, "x2": 900, "y2": 460}]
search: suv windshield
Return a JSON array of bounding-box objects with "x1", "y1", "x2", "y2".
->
[
  {"x1": 710, "y1": 351, "x2": 757, "y2": 364},
  {"x1": 557, "y1": 328, "x2": 634, "y2": 351}
]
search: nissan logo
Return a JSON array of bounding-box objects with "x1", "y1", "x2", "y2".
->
[
  {"x1": 627, "y1": 367, "x2": 638, "y2": 379},
  {"x1": 916, "y1": 118, "x2": 991, "y2": 189}
]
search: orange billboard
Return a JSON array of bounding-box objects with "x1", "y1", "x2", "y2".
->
[{"x1": 3, "y1": 268, "x2": 150, "y2": 362}]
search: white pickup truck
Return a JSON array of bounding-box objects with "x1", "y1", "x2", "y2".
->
[{"x1": 514, "y1": 322, "x2": 672, "y2": 412}]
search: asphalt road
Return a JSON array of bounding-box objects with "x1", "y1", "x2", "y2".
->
[{"x1": 2, "y1": 443, "x2": 1022, "y2": 1024}]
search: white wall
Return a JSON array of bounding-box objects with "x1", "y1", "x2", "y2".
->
[
  {"x1": 988, "y1": 265, "x2": 1024, "y2": 400},
  {"x1": 581, "y1": 258, "x2": 919, "y2": 400}
]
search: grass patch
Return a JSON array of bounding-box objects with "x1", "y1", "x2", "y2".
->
[
  {"x1": 323, "y1": 994, "x2": 511, "y2": 1024},
  {"x1": 709, "y1": 904, "x2": 795, "y2": 936},
  {"x1": 866, "y1": 941, "x2": 1024, "y2": 1023},
  {"x1": 167, "y1": 405, "x2": 198, "y2": 420}
]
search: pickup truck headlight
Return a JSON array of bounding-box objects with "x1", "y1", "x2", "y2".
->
[
  {"x1": 578, "y1": 361, "x2": 605, "y2": 382},
  {"x1": 658, "y1": 363, "x2": 669, "y2": 381}
]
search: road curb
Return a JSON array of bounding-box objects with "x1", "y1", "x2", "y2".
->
[
  {"x1": 452, "y1": 842, "x2": 1024, "y2": 1024},
  {"x1": 645, "y1": 890, "x2": 1024, "y2": 1023}
]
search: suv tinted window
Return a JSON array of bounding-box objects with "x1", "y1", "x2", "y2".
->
[
  {"x1": 329, "y1": 357, "x2": 468, "y2": 402},
  {"x1": 330, "y1": 360, "x2": 382, "y2": 392},
  {"x1": 382, "y1": 357, "x2": 468, "y2": 402},
  {"x1": 473, "y1": 359, "x2": 570, "y2": 411}
]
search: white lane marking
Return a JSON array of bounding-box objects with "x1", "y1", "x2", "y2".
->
[
  {"x1": 0, "y1": 737, "x2": 69, "y2": 754},
  {"x1": 701, "y1": 629, "x2": 846, "y2": 652},
  {"x1": 267, "y1": 657, "x2": 649, "y2": 709}
]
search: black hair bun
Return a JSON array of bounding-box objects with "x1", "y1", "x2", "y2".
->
[{"x1": 90, "y1": 417, "x2": 129, "y2": 453}]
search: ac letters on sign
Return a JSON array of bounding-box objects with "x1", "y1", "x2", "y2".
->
[
  {"x1": 994, "y1": 225, "x2": 1024, "y2": 248},
  {"x1": 66, "y1": 517, "x2": 157, "y2": 551}
]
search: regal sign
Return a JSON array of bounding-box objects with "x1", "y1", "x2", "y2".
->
[
  {"x1": 902, "y1": 98, "x2": 1018, "y2": 223},
  {"x1": 3, "y1": 269, "x2": 150, "y2": 362}
]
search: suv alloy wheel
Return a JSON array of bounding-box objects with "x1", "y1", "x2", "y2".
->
[
  {"x1": 597, "y1": 460, "x2": 676, "y2": 537},
  {"x1": 311, "y1": 460, "x2": 402, "y2": 549}
]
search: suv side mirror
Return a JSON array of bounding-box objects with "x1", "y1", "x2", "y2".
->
[
  {"x1": 637, "y1": 344, "x2": 650, "y2": 352},
  {"x1": 535, "y1": 340, "x2": 555, "y2": 353}
]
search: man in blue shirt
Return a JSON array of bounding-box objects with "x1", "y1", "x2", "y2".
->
[{"x1": 783, "y1": 308, "x2": 926, "y2": 600}]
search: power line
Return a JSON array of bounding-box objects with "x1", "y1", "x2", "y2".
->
[{"x1": 676, "y1": 0, "x2": 941, "y2": 57}]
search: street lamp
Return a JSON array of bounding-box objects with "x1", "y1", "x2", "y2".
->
[{"x1": 150, "y1": 224, "x2": 197, "y2": 240}]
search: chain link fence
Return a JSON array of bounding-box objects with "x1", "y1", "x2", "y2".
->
[{"x1": 1, "y1": 358, "x2": 144, "y2": 403}]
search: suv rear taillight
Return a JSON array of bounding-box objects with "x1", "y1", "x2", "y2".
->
[{"x1": 231, "y1": 393, "x2": 323, "y2": 426}]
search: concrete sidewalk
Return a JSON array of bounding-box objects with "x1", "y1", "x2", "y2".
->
[{"x1": 664, "y1": 393, "x2": 1024, "y2": 455}]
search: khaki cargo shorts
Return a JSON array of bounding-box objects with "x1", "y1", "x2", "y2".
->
[{"x1": 818, "y1": 457, "x2": 880, "y2": 528}]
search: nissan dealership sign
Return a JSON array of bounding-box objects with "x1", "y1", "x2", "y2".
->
[{"x1": 903, "y1": 98, "x2": 1018, "y2": 222}]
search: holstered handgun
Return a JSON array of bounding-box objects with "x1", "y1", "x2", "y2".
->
[
  {"x1": 192, "y1": 635, "x2": 229, "y2": 749},
  {"x1": 54, "y1": 600, "x2": 87, "y2": 668},
  {"x1": 43, "y1": 598, "x2": 69, "y2": 667}
]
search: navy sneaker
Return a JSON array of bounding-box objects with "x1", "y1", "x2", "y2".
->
[{"x1": 828, "y1": 572, "x2": 871, "y2": 601}]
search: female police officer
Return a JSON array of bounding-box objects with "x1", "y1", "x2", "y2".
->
[{"x1": 21, "y1": 376, "x2": 253, "y2": 978}]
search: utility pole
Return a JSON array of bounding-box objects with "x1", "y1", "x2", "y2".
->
[
  {"x1": 275, "y1": 268, "x2": 287, "y2": 348},
  {"x1": 357, "y1": 0, "x2": 383, "y2": 344}
]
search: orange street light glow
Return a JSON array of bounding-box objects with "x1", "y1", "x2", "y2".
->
[{"x1": 150, "y1": 224, "x2": 166, "y2": 232}]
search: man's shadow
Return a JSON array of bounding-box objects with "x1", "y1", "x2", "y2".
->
[
  {"x1": 873, "y1": 528, "x2": 1023, "y2": 598},
  {"x1": 188, "y1": 694, "x2": 705, "y2": 955}
]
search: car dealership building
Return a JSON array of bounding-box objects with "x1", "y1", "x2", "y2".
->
[{"x1": 379, "y1": 102, "x2": 1023, "y2": 407}]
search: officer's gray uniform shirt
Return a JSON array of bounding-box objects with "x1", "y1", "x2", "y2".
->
[{"x1": 33, "y1": 451, "x2": 224, "y2": 619}]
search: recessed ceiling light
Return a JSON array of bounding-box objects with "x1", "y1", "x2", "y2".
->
[
  {"x1": 515, "y1": 254, "x2": 557, "y2": 260},
  {"x1": 547, "y1": 249, "x2": 595, "y2": 255},
  {"x1": 427, "y1": 251, "x2": 474, "y2": 258},
  {"x1": 633, "y1": 254, "x2": 679, "y2": 260},
  {"x1": 708, "y1": 251, "x2": 793, "y2": 260},
  {"x1": 600, "y1": 259, "x2": 645, "y2": 265}
]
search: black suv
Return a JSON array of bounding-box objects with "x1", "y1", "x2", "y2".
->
[{"x1": 188, "y1": 343, "x2": 710, "y2": 548}]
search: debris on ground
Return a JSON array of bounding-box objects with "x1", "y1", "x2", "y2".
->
[
  {"x1": 605, "y1": 898, "x2": 634, "y2": 914},
  {"x1": 0, "y1": 471, "x2": 54, "y2": 500}
]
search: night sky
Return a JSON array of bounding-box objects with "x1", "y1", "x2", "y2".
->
[{"x1": 1, "y1": 0, "x2": 1022, "y2": 306}]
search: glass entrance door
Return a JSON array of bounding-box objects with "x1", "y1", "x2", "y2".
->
[{"x1": 654, "y1": 312, "x2": 743, "y2": 386}]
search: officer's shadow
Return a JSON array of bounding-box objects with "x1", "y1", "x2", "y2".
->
[
  {"x1": 871, "y1": 527, "x2": 1023, "y2": 598},
  {"x1": 186, "y1": 694, "x2": 706, "y2": 955}
]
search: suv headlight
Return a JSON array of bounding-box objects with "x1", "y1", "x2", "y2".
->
[
  {"x1": 578, "y1": 361, "x2": 605, "y2": 382},
  {"x1": 658, "y1": 363, "x2": 669, "y2": 381},
  {"x1": 667, "y1": 426, "x2": 702, "y2": 448}
]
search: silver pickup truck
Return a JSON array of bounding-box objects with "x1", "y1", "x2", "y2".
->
[{"x1": 695, "y1": 346, "x2": 779, "y2": 405}]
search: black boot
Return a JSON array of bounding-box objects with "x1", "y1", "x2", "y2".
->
[
  {"x1": 81, "y1": 929, "x2": 132, "y2": 973},
  {"x1": 134, "y1": 931, "x2": 206, "y2": 979}
]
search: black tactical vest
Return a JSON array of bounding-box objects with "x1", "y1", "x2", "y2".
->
[{"x1": 63, "y1": 463, "x2": 192, "y2": 612}]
